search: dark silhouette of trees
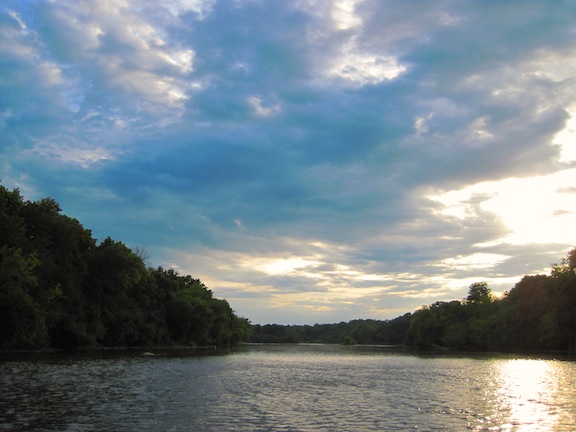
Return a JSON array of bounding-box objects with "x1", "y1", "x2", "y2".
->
[
  {"x1": 406, "y1": 257, "x2": 576, "y2": 352},
  {"x1": 0, "y1": 246, "x2": 48, "y2": 349},
  {"x1": 466, "y1": 282, "x2": 491, "y2": 305},
  {"x1": 0, "y1": 185, "x2": 250, "y2": 350},
  {"x1": 2, "y1": 183, "x2": 575, "y2": 354},
  {"x1": 249, "y1": 315, "x2": 413, "y2": 346},
  {"x1": 250, "y1": 250, "x2": 576, "y2": 354}
]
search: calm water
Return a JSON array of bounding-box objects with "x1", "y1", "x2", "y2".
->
[{"x1": 1, "y1": 344, "x2": 575, "y2": 431}]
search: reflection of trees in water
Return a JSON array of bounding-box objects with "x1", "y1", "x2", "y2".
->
[{"x1": 1, "y1": 349, "x2": 575, "y2": 431}]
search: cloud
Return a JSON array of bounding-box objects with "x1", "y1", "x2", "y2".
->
[
  {"x1": 26, "y1": 139, "x2": 114, "y2": 168},
  {"x1": 437, "y1": 253, "x2": 511, "y2": 272},
  {"x1": 326, "y1": 45, "x2": 406, "y2": 86},
  {"x1": 2, "y1": 0, "x2": 576, "y2": 324},
  {"x1": 35, "y1": 0, "x2": 198, "y2": 113},
  {"x1": 297, "y1": 0, "x2": 409, "y2": 87},
  {"x1": 553, "y1": 105, "x2": 576, "y2": 163},
  {"x1": 248, "y1": 95, "x2": 281, "y2": 117},
  {"x1": 429, "y1": 168, "x2": 576, "y2": 247}
]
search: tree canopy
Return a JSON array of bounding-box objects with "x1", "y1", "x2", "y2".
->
[
  {"x1": 2, "y1": 184, "x2": 574, "y2": 354},
  {"x1": 0, "y1": 185, "x2": 250, "y2": 350},
  {"x1": 249, "y1": 253, "x2": 576, "y2": 354}
]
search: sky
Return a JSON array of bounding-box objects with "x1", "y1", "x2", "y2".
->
[{"x1": 1, "y1": 0, "x2": 576, "y2": 325}]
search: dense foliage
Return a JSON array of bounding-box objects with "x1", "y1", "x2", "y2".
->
[
  {"x1": 251, "y1": 254, "x2": 576, "y2": 353},
  {"x1": 250, "y1": 314, "x2": 412, "y2": 346},
  {"x1": 405, "y1": 258, "x2": 576, "y2": 352},
  {"x1": 0, "y1": 186, "x2": 250, "y2": 350},
  {"x1": 3, "y1": 185, "x2": 574, "y2": 354}
]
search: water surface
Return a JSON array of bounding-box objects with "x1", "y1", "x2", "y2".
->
[{"x1": 1, "y1": 345, "x2": 575, "y2": 431}]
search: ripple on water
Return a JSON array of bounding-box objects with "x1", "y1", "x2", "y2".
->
[{"x1": 1, "y1": 347, "x2": 575, "y2": 431}]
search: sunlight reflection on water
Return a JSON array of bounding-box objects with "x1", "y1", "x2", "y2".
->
[
  {"x1": 487, "y1": 358, "x2": 575, "y2": 431},
  {"x1": 0, "y1": 346, "x2": 575, "y2": 431}
]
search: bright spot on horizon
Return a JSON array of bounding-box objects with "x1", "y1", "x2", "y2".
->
[{"x1": 429, "y1": 168, "x2": 576, "y2": 246}]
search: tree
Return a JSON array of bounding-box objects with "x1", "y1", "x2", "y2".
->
[
  {"x1": 0, "y1": 186, "x2": 27, "y2": 249},
  {"x1": 466, "y1": 282, "x2": 491, "y2": 305},
  {"x1": 0, "y1": 247, "x2": 48, "y2": 349},
  {"x1": 551, "y1": 247, "x2": 576, "y2": 276},
  {"x1": 406, "y1": 305, "x2": 444, "y2": 348},
  {"x1": 83, "y1": 238, "x2": 147, "y2": 346},
  {"x1": 547, "y1": 248, "x2": 576, "y2": 351},
  {"x1": 0, "y1": 189, "x2": 250, "y2": 350}
]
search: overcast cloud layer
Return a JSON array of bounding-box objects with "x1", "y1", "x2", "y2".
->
[{"x1": 2, "y1": 0, "x2": 576, "y2": 324}]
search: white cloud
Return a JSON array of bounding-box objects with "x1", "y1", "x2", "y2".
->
[
  {"x1": 251, "y1": 257, "x2": 322, "y2": 276},
  {"x1": 414, "y1": 114, "x2": 431, "y2": 135},
  {"x1": 27, "y1": 139, "x2": 115, "y2": 168},
  {"x1": 248, "y1": 96, "x2": 282, "y2": 117},
  {"x1": 429, "y1": 169, "x2": 576, "y2": 247},
  {"x1": 331, "y1": 0, "x2": 364, "y2": 31},
  {"x1": 298, "y1": 1, "x2": 407, "y2": 87},
  {"x1": 553, "y1": 105, "x2": 576, "y2": 163},
  {"x1": 327, "y1": 44, "x2": 406, "y2": 86},
  {"x1": 41, "y1": 0, "x2": 197, "y2": 115},
  {"x1": 470, "y1": 117, "x2": 493, "y2": 140},
  {"x1": 165, "y1": 0, "x2": 216, "y2": 18},
  {"x1": 7, "y1": 9, "x2": 27, "y2": 32},
  {"x1": 438, "y1": 253, "x2": 510, "y2": 271},
  {"x1": 464, "y1": 47, "x2": 576, "y2": 116}
]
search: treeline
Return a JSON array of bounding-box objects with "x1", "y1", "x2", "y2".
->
[
  {"x1": 3, "y1": 185, "x2": 574, "y2": 354},
  {"x1": 251, "y1": 314, "x2": 412, "y2": 345},
  {"x1": 0, "y1": 185, "x2": 251, "y2": 350},
  {"x1": 407, "y1": 261, "x2": 576, "y2": 352},
  {"x1": 251, "y1": 251, "x2": 576, "y2": 353}
]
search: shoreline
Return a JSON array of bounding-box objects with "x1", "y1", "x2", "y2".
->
[{"x1": 2, "y1": 342, "x2": 574, "y2": 361}]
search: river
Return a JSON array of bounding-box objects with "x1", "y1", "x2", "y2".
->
[{"x1": 1, "y1": 344, "x2": 575, "y2": 431}]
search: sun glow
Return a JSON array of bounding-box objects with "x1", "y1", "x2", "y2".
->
[
  {"x1": 493, "y1": 359, "x2": 560, "y2": 429},
  {"x1": 429, "y1": 168, "x2": 576, "y2": 246},
  {"x1": 554, "y1": 105, "x2": 576, "y2": 162},
  {"x1": 429, "y1": 102, "x2": 576, "y2": 248},
  {"x1": 439, "y1": 253, "x2": 510, "y2": 270},
  {"x1": 254, "y1": 257, "x2": 321, "y2": 276}
]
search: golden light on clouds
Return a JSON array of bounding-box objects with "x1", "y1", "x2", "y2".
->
[{"x1": 429, "y1": 168, "x2": 576, "y2": 247}]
